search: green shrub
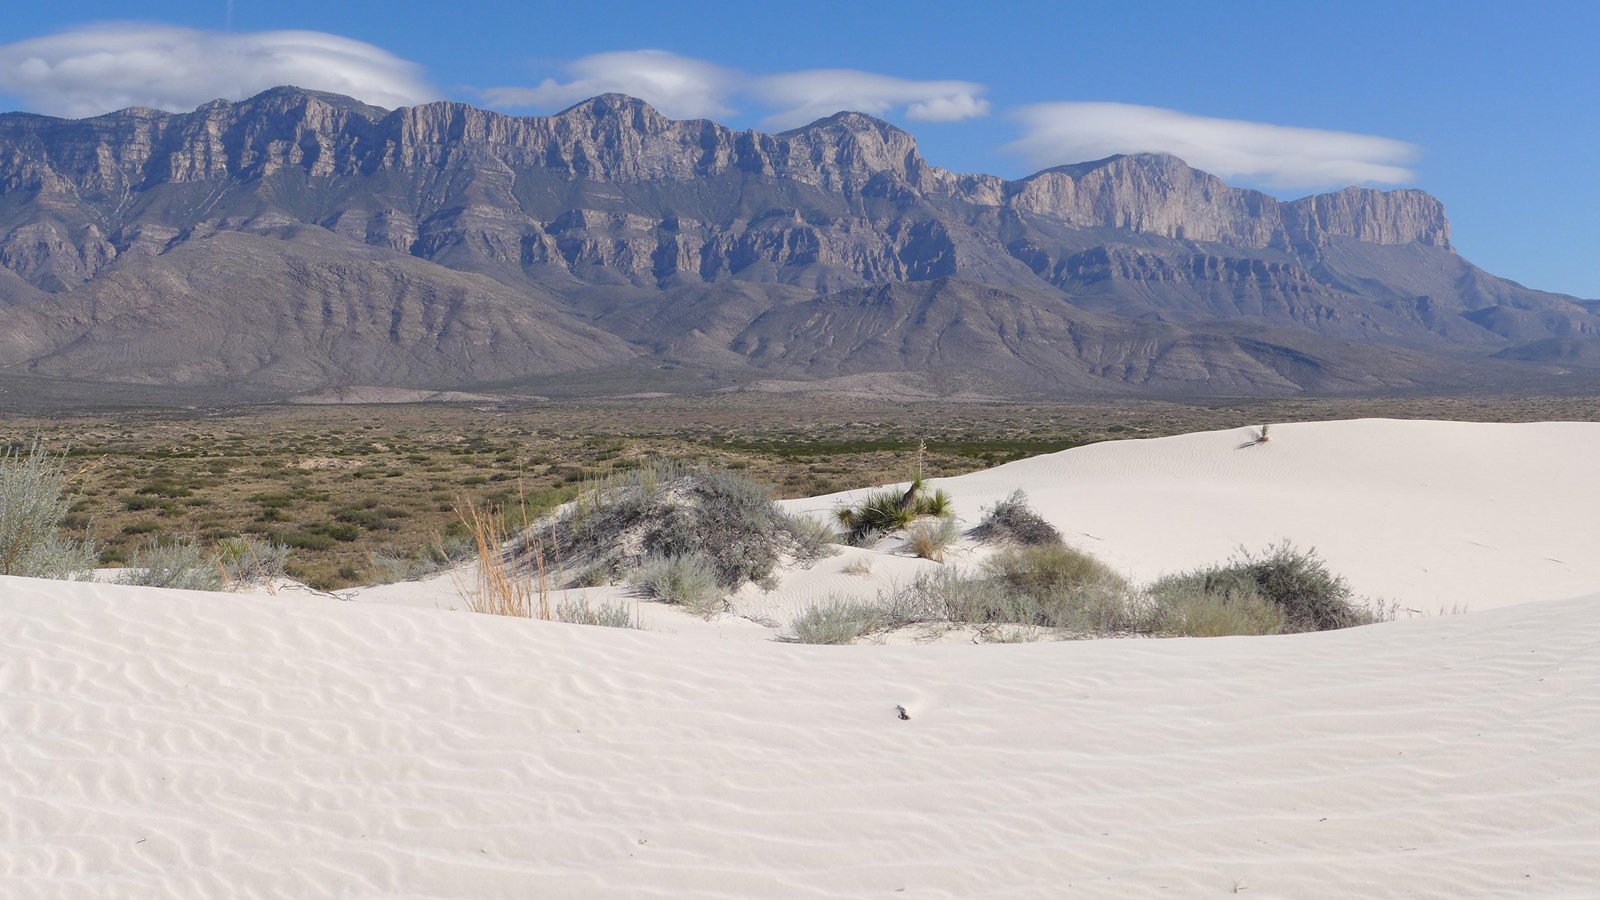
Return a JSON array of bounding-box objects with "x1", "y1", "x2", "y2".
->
[
  {"x1": 786, "y1": 596, "x2": 883, "y2": 644},
  {"x1": 1235, "y1": 542, "x2": 1376, "y2": 630},
  {"x1": 1145, "y1": 571, "x2": 1287, "y2": 636},
  {"x1": 368, "y1": 536, "x2": 475, "y2": 584},
  {"x1": 116, "y1": 537, "x2": 225, "y2": 591},
  {"x1": 629, "y1": 552, "x2": 723, "y2": 618},
  {"x1": 973, "y1": 490, "x2": 1063, "y2": 546},
  {"x1": 0, "y1": 440, "x2": 97, "y2": 580},
  {"x1": 214, "y1": 535, "x2": 290, "y2": 587},
  {"x1": 554, "y1": 597, "x2": 639, "y2": 629},
  {"x1": 1148, "y1": 542, "x2": 1378, "y2": 633},
  {"x1": 783, "y1": 512, "x2": 840, "y2": 561},
  {"x1": 835, "y1": 487, "x2": 916, "y2": 539},
  {"x1": 834, "y1": 478, "x2": 953, "y2": 544},
  {"x1": 982, "y1": 544, "x2": 1126, "y2": 597}
]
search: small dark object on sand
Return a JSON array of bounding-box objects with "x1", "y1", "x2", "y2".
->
[{"x1": 896, "y1": 705, "x2": 910, "y2": 721}]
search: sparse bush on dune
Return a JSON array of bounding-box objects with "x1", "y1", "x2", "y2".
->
[
  {"x1": 369, "y1": 536, "x2": 473, "y2": 585},
  {"x1": 782, "y1": 512, "x2": 841, "y2": 560},
  {"x1": 116, "y1": 536, "x2": 226, "y2": 591},
  {"x1": 785, "y1": 539, "x2": 1379, "y2": 644},
  {"x1": 629, "y1": 551, "x2": 723, "y2": 618},
  {"x1": 841, "y1": 557, "x2": 873, "y2": 576},
  {"x1": 552, "y1": 461, "x2": 834, "y2": 594},
  {"x1": 1145, "y1": 542, "x2": 1383, "y2": 635},
  {"x1": 215, "y1": 535, "x2": 291, "y2": 587},
  {"x1": 785, "y1": 595, "x2": 884, "y2": 644},
  {"x1": 905, "y1": 517, "x2": 960, "y2": 561},
  {"x1": 972, "y1": 490, "x2": 1063, "y2": 547},
  {"x1": 982, "y1": 545, "x2": 1127, "y2": 600},
  {"x1": 1145, "y1": 571, "x2": 1288, "y2": 637},
  {"x1": 0, "y1": 439, "x2": 97, "y2": 580},
  {"x1": 554, "y1": 597, "x2": 639, "y2": 629}
]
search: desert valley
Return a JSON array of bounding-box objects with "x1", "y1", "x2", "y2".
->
[{"x1": 4, "y1": 4, "x2": 1600, "y2": 897}]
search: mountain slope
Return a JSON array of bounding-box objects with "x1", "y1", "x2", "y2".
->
[{"x1": 0, "y1": 87, "x2": 1593, "y2": 401}]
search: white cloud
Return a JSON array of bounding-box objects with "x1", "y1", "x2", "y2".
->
[
  {"x1": 751, "y1": 69, "x2": 990, "y2": 129},
  {"x1": 481, "y1": 50, "x2": 738, "y2": 120},
  {"x1": 1009, "y1": 102, "x2": 1418, "y2": 190},
  {"x1": 483, "y1": 51, "x2": 990, "y2": 130},
  {"x1": 0, "y1": 23, "x2": 437, "y2": 118}
]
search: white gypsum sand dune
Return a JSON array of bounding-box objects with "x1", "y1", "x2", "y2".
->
[
  {"x1": 777, "y1": 419, "x2": 1600, "y2": 617},
  {"x1": 4, "y1": 419, "x2": 1599, "y2": 896},
  {"x1": 3, "y1": 577, "x2": 1599, "y2": 897}
]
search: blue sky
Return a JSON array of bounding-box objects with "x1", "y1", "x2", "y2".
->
[{"x1": 0, "y1": 1, "x2": 1594, "y2": 298}]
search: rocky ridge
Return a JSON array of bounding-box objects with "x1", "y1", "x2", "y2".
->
[{"x1": 0, "y1": 87, "x2": 1591, "y2": 402}]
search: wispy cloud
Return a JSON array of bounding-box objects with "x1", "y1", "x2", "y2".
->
[
  {"x1": 482, "y1": 50, "x2": 990, "y2": 129},
  {"x1": 1009, "y1": 102, "x2": 1418, "y2": 190},
  {"x1": 0, "y1": 23, "x2": 438, "y2": 118},
  {"x1": 480, "y1": 50, "x2": 738, "y2": 120},
  {"x1": 751, "y1": 70, "x2": 989, "y2": 129}
]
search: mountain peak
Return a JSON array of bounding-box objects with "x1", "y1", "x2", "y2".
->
[
  {"x1": 554, "y1": 93, "x2": 671, "y2": 122},
  {"x1": 781, "y1": 109, "x2": 910, "y2": 140}
]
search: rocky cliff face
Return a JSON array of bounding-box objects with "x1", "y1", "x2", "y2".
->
[{"x1": 0, "y1": 87, "x2": 1588, "y2": 401}]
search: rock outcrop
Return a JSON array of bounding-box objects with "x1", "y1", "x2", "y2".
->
[{"x1": 0, "y1": 87, "x2": 1590, "y2": 402}]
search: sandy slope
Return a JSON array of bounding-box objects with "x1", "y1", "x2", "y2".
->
[
  {"x1": 4, "y1": 419, "x2": 1600, "y2": 897},
  {"x1": 779, "y1": 419, "x2": 1600, "y2": 617},
  {"x1": 4, "y1": 578, "x2": 1598, "y2": 897}
]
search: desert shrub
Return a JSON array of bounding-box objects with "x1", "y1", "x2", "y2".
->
[
  {"x1": 884, "y1": 567, "x2": 1012, "y2": 626},
  {"x1": 574, "y1": 561, "x2": 615, "y2": 587},
  {"x1": 834, "y1": 487, "x2": 916, "y2": 541},
  {"x1": 834, "y1": 479, "x2": 953, "y2": 544},
  {"x1": 905, "y1": 517, "x2": 960, "y2": 561},
  {"x1": 1145, "y1": 570, "x2": 1287, "y2": 636},
  {"x1": 983, "y1": 544, "x2": 1126, "y2": 597},
  {"x1": 555, "y1": 463, "x2": 825, "y2": 592},
  {"x1": 0, "y1": 440, "x2": 97, "y2": 580},
  {"x1": 554, "y1": 597, "x2": 638, "y2": 629},
  {"x1": 116, "y1": 537, "x2": 225, "y2": 591},
  {"x1": 368, "y1": 536, "x2": 474, "y2": 584},
  {"x1": 1152, "y1": 542, "x2": 1377, "y2": 633},
  {"x1": 1238, "y1": 542, "x2": 1371, "y2": 630},
  {"x1": 783, "y1": 512, "x2": 840, "y2": 561},
  {"x1": 841, "y1": 557, "x2": 873, "y2": 576},
  {"x1": 786, "y1": 596, "x2": 883, "y2": 644},
  {"x1": 629, "y1": 552, "x2": 723, "y2": 618},
  {"x1": 215, "y1": 535, "x2": 290, "y2": 586},
  {"x1": 973, "y1": 490, "x2": 1063, "y2": 546}
]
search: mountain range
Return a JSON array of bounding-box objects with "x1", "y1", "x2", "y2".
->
[{"x1": 1, "y1": 86, "x2": 1595, "y2": 405}]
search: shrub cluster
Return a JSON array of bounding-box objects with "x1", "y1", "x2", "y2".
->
[
  {"x1": 116, "y1": 537, "x2": 225, "y2": 591},
  {"x1": 972, "y1": 490, "x2": 1063, "y2": 546},
  {"x1": 554, "y1": 462, "x2": 836, "y2": 596},
  {"x1": 785, "y1": 595, "x2": 884, "y2": 644},
  {"x1": 787, "y1": 541, "x2": 1383, "y2": 644},
  {"x1": 554, "y1": 597, "x2": 638, "y2": 629},
  {"x1": 116, "y1": 534, "x2": 292, "y2": 591},
  {"x1": 1150, "y1": 541, "x2": 1379, "y2": 633}
]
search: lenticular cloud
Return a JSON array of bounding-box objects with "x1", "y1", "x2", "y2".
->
[
  {"x1": 1009, "y1": 102, "x2": 1418, "y2": 190},
  {"x1": 480, "y1": 50, "x2": 739, "y2": 121},
  {"x1": 0, "y1": 24, "x2": 438, "y2": 118},
  {"x1": 482, "y1": 50, "x2": 990, "y2": 130}
]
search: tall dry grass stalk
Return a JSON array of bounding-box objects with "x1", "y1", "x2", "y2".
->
[{"x1": 453, "y1": 495, "x2": 550, "y2": 619}]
